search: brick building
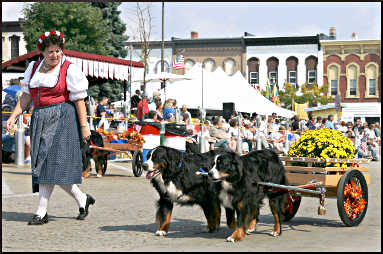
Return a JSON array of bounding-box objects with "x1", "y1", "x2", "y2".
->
[
  {"x1": 320, "y1": 28, "x2": 381, "y2": 124},
  {"x1": 171, "y1": 31, "x2": 246, "y2": 76}
]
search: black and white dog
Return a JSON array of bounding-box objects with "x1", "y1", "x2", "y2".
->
[
  {"x1": 142, "y1": 146, "x2": 236, "y2": 236},
  {"x1": 208, "y1": 149, "x2": 289, "y2": 242}
]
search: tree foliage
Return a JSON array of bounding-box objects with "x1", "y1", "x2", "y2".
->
[
  {"x1": 91, "y1": 2, "x2": 128, "y2": 58},
  {"x1": 22, "y1": 2, "x2": 110, "y2": 55},
  {"x1": 278, "y1": 82, "x2": 333, "y2": 109},
  {"x1": 90, "y1": 2, "x2": 130, "y2": 102}
]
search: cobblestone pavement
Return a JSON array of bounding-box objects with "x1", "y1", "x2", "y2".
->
[{"x1": 2, "y1": 159, "x2": 381, "y2": 252}]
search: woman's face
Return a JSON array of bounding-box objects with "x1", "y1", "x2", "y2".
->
[{"x1": 42, "y1": 45, "x2": 62, "y2": 67}]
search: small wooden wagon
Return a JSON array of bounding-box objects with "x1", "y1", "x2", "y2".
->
[
  {"x1": 90, "y1": 140, "x2": 144, "y2": 177},
  {"x1": 262, "y1": 156, "x2": 371, "y2": 227}
]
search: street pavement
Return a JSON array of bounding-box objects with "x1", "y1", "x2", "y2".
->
[{"x1": 2, "y1": 158, "x2": 381, "y2": 252}]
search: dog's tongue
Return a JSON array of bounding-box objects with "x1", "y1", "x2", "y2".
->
[{"x1": 146, "y1": 171, "x2": 155, "y2": 180}]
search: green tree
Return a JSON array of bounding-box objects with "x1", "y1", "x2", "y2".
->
[
  {"x1": 278, "y1": 81, "x2": 333, "y2": 109},
  {"x1": 90, "y1": 2, "x2": 130, "y2": 102},
  {"x1": 22, "y1": 2, "x2": 110, "y2": 56},
  {"x1": 91, "y1": 2, "x2": 128, "y2": 58}
]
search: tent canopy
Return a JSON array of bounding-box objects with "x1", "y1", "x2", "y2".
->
[{"x1": 164, "y1": 63, "x2": 295, "y2": 118}]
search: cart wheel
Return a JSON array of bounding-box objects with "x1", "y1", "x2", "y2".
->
[
  {"x1": 337, "y1": 170, "x2": 368, "y2": 227},
  {"x1": 101, "y1": 154, "x2": 108, "y2": 176},
  {"x1": 281, "y1": 193, "x2": 301, "y2": 222},
  {"x1": 132, "y1": 150, "x2": 143, "y2": 177}
]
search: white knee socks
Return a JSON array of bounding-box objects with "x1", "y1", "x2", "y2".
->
[
  {"x1": 36, "y1": 184, "x2": 54, "y2": 218},
  {"x1": 59, "y1": 184, "x2": 87, "y2": 208},
  {"x1": 35, "y1": 184, "x2": 87, "y2": 217}
]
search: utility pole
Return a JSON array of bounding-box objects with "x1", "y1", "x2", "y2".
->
[{"x1": 161, "y1": 2, "x2": 165, "y2": 89}]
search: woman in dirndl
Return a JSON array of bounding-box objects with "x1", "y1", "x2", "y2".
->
[{"x1": 6, "y1": 30, "x2": 95, "y2": 225}]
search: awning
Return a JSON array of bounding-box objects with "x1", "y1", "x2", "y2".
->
[{"x1": 2, "y1": 49, "x2": 144, "y2": 81}]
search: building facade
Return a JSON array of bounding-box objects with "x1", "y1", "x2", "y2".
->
[
  {"x1": 171, "y1": 32, "x2": 246, "y2": 76},
  {"x1": 321, "y1": 35, "x2": 381, "y2": 124},
  {"x1": 245, "y1": 35, "x2": 323, "y2": 91},
  {"x1": 2, "y1": 20, "x2": 28, "y2": 63}
]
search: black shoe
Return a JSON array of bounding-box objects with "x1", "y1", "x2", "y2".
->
[
  {"x1": 28, "y1": 213, "x2": 48, "y2": 225},
  {"x1": 76, "y1": 194, "x2": 95, "y2": 220}
]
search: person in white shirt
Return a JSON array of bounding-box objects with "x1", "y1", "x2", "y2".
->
[{"x1": 267, "y1": 126, "x2": 287, "y2": 155}]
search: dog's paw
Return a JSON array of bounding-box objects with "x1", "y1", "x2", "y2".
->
[
  {"x1": 226, "y1": 236, "x2": 236, "y2": 243},
  {"x1": 155, "y1": 230, "x2": 167, "y2": 236},
  {"x1": 246, "y1": 228, "x2": 256, "y2": 235},
  {"x1": 269, "y1": 231, "x2": 280, "y2": 237}
]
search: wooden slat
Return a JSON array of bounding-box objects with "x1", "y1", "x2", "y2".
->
[
  {"x1": 285, "y1": 166, "x2": 327, "y2": 173},
  {"x1": 286, "y1": 172, "x2": 370, "y2": 188},
  {"x1": 104, "y1": 142, "x2": 141, "y2": 151},
  {"x1": 286, "y1": 173, "x2": 326, "y2": 186}
]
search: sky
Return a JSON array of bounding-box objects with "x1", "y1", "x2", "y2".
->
[{"x1": 2, "y1": 2, "x2": 381, "y2": 41}]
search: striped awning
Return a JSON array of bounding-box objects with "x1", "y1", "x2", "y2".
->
[{"x1": 2, "y1": 49, "x2": 144, "y2": 81}]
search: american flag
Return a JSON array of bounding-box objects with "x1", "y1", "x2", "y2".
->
[{"x1": 172, "y1": 55, "x2": 185, "y2": 70}]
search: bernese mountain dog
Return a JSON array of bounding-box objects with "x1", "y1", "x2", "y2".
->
[
  {"x1": 208, "y1": 149, "x2": 289, "y2": 242},
  {"x1": 82, "y1": 130, "x2": 109, "y2": 179},
  {"x1": 142, "y1": 146, "x2": 236, "y2": 236}
]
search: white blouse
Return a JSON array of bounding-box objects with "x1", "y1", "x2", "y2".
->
[{"x1": 20, "y1": 55, "x2": 88, "y2": 101}]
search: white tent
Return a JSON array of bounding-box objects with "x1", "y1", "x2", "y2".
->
[{"x1": 163, "y1": 63, "x2": 295, "y2": 118}]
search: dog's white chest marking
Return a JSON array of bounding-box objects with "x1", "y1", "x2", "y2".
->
[
  {"x1": 166, "y1": 181, "x2": 192, "y2": 202},
  {"x1": 219, "y1": 180, "x2": 233, "y2": 209}
]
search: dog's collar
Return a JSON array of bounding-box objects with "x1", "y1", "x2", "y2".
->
[{"x1": 178, "y1": 161, "x2": 183, "y2": 168}]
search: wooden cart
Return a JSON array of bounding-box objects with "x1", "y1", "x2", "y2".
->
[
  {"x1": 90, "y1": 140, "x2": 144, "y2": 177},
  {"x1": 264, "y1": 156, "x2": 370, "y2": 227}
]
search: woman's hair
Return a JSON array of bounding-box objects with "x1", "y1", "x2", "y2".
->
[
  {"x1": 163, "y1": 99, "x2": 173, "y2": 108},
  {"x1": 39, "y1": 34, "x2": 65, "y2": 51},
  {"x1": 155, "y1": 100, "x2": 162, "y2": 110}
]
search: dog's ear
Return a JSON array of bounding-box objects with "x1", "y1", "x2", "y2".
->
[
  {"x1": 162, "y1": 149, "x2": 182, "y2": 179},
  {"x1": 230, "y1": 152, "x2": 243, "y2": 181}
]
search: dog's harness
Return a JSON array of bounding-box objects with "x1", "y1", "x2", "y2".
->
[{"x1": 89, "y1": 140, "x2": 106, "y2": 157}]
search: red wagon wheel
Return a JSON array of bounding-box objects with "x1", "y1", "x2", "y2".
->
[
  {"x1": 337, "y1": 170, "x2": 368, "y2": 227},
  {"x1": 281, "y1": 193, "x2": 302, "y2": 222}
]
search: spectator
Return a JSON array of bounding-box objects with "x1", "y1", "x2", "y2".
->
[
  {"x1": 366, "y1": 124, "x2": 379, "y2": 161},
  {"x1": 267, "y1": 126, "x2": 287, "y2": 155},
  {"x1": 346, "y1": 124, "x2": 356, "y2": 140},
  {"x1": 267, "y1": 116, "x2": 274, "y2": 135},
  {"x1": 243, "y1": 123, "x2": 255, "y2": 153},
  {"x1": 338, "y1": 121, "x2": 348, "y2": 135},
  {"x1": 153, "y1": 100, "x2": 164, "y2": 122},
  {"x1": 291, "y1": 116, "x2": 300, "y2": 132},
  {"x1": 228, "y1": 118, "x2": 243, "y2": 152},
  {"x1": 374, "y1": 122, "x2": 381, "y2": 141},
  {"x1": 306, "y1": 116, "x2": 316, "y2": 130},
  {"x1": 271, "y1": 118, "x2": 280, "y2": 135},
  {"x1": 130, "y1": 89, "x2": 141, "y2": 111},
  {"x1": 180, "y1": 104, "x2": 192, "y2": 123},
  {"x1": 137, "y1": 92, "x2": 150, "y2": 120},
  {"x1": 353, "y1": 119, "x2": 363, "y2": 135},
  {"x1": 315, "y1": 116, "x2": 322, "y2": 129},
  {"x1": 322, "y1": 118, "x2": 328, "y2": 128},
  {"x1": 95, "y1": 96, "x2": 109, "y2": 128},
  {"x1": 209, "y1": 116, "x2": 230, "y2": 150},
  {"x1": 163, "y1": 99, "x2": 176, "y2": 122},
  {"x1": 325, "y1": 115, "x2": 336, "y2": 129}
]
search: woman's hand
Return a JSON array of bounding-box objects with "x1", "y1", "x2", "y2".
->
[{"x1": 81, "y1": 125, "x2": 91, "y2": 142}]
